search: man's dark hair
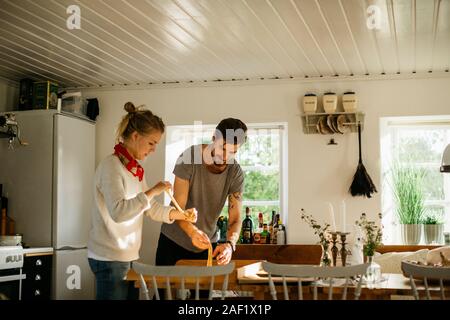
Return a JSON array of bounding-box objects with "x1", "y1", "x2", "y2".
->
[{"x1": 215, "y1": 118, "x2": 248, "y2": 145}]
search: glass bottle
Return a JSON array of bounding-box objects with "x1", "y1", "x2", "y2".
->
[
  {"x1": 320, "y1": 242, "x2": 332, "y2": 267},
  {"x1": 364, "y1": 255, "x2": 381, "y2": 286},
  {"x1": 216, "y1": 216, "x2": 227, "y2": 242},
  {"x1": 260, "y1": 223, "x2": 270, "y2": 244},
  {"x1": 276, "y1": 224, "x2": 285, "y2": 245},
  {"x1": 241, "y1": 207, "x2": 253, "y2": 244},
  {"x1": 268, "y1": 211, "x2": 274, "y2": 243},
  {"x1": 258, "y1": 212, "x2": 264, "y2": 230}
]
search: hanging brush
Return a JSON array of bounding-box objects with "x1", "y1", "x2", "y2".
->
[{"x1": 349, "y1": 122, "x2": 377, "y2": 198}]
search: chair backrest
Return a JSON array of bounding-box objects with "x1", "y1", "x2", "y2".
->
[
  {"x1": 132, "y1": 262, "x2": 235, "y2": 300},
  {"x1": 262, "y1": 261, "x2": 369, "y2": 300},
  {"x1": 401, "y1": 261, "x2": 450, "y2": 300}
]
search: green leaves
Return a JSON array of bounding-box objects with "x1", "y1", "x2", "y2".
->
[
  {"x1": 243, "y1": 171, "x2": 279, "y2": 201},
  {"x1": 355, "y1": 213, "x2": 383, "y2": 257},
  {"x1": 422, "y1": 210, "x2": 444, "y2": 225},
  {"x1": 390, "y1": 162, "x2": 427, "y2": 224},
  {"x1": 300, "y1": 208, "x2": 331, "y2": 247}
]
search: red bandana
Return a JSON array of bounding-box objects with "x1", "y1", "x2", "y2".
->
[{"x1": 113, "y1": 143, "x2": 144, "y2": 181}]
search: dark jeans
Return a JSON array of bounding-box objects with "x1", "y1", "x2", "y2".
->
[
  {"x1": 155, "y1": 233, "x2": 217, "y2": 266},
  {"x1": 88, "y1": 258, "x2": 137, "y2": 300}
]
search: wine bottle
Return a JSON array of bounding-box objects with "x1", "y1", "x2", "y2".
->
[{"x1": 241, "y1": 207, "x2": 253, "y2": 244}]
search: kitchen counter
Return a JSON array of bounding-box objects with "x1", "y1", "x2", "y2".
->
[
  {"x1": 233, "y1": 244, "x2": 322, "y2": 264},
  {"x1": 22, "y1": 247, "x2": 53, "y2": 256},
  {"x1": 232, "y1": 244, "x2": 441, "y2": 265}
]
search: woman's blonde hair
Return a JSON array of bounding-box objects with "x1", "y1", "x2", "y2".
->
[{"x1": 116, "y1": 102, "x2": 165, "y2": 143}]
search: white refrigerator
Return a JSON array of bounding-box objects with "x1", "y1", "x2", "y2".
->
[{"x1": 0, "y1": 110, "x2": 95, "y2": 299}]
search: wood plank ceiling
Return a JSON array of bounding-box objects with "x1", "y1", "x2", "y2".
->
[{"x1": 0, "y1": 0, "x2": 449, "y2": 88}]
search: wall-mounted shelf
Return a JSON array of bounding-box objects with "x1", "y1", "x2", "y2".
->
[{"x1": 300, "y1": 112, "x2": 365, "y2": 134}]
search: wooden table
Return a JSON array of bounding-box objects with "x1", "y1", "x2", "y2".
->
[
  {"x1": 126, "y1": 259, "x2": 261, "y2": 296},
  {"x1": 126, "y1": 260, "x2": 448, "y2": 300},
  {"x1": 236, "y1": 261, "x2": 450, "y2": 300}
]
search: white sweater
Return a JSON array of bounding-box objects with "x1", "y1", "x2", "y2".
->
[{"x1": 87, "y1": 155, "x2": 174, "y2": 262}]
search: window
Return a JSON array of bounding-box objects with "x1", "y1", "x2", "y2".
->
[
  {"x1": 165, "y1": 122, "x2": 288, "y2": 226},
  {"x1": 380, "y1": 116, "x2": 450, "y2": 244}
]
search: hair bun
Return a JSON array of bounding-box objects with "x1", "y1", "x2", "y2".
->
[{"x1": 124, "y1": 102, "x2": 136, "y2": 113}]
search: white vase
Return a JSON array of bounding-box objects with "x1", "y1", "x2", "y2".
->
[
  {"x1": 350, "y1": 243, "x2": 364, "y2": 265},
  {"x1": 424, "y1": 224, "x2": 444, "y2": 244},
  {"x1": 364, "y1": 256, "x2": 381, "y2": 285},
  {"x1": 319, "y1": 243, "x2": 332, "y2": 267},
  {"x1": 400, "y1": 224, "x2": 423, "y2": 245}
]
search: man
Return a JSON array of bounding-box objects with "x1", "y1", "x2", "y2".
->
[{"x1": 156, "y1": 118, "x2": 247, "y2": 266}]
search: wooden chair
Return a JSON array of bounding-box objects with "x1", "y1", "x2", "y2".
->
[
  {"x1": 132, "y1": 262, "x2": 235, "y2": 300},
  {"x1": 262, "y1": 261, "x2": 369, "y2": 300},
  {"x1": 401, "y1": 261, "x2": 450, "y2": 300}
]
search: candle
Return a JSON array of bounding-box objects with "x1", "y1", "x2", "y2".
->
[
  {"x1": 341, "y1": 200, "x2": 346, "y2": 233},
  {"x1": 328, "y1": 202, "x2": 336, "y2": 232}
]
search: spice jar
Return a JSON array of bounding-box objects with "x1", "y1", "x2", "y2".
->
[
  {"x1": 302, "y1": 93, "x2": 317, "y2": 114},
  {"x1": 323, "y1": 92, "x2": 337, "y2": 113},
  {"x1": 342, "y1": 91, "x2": 357, "y2": 112}
]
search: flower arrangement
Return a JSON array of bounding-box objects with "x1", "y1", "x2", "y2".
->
[
  {"x1": 355, "y1": 213, "x2": 383, "y2": 257},
  {"x1": 300, "y1": 208, "x2": 332, "y2": 266}
]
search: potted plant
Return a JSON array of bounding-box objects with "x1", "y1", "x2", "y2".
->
[
  {"x1": 422, "y1": 211, "x2": 444, "y2": 244},
  {"x1": 390, "y1": 163, "x2": 427, "y2": 245}
]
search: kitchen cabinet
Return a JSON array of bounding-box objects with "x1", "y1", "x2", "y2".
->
[{"x1": 22, "y1": 252, "x2": 52, "y2": 300}]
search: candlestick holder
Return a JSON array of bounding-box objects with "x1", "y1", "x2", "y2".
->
[
  {"x1": 330, "y1": 232, "x2": 339, "y2": 267},
  {"x1": 338, "y1": 232, "x2": 350, "y2": 266}
]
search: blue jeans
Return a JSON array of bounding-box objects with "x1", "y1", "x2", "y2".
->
[{"x1": 88, "y1": 258, "x2": 131, "y2": 300}]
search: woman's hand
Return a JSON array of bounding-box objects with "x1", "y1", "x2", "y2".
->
[
  {"x1": 190, "y1": 228, "x2": 210, "y2": 250},
  {"x1": 169, "y1": 208, "x2": 198, "y2": 223},
  {"x1": 184, "y1": 208, "x2": 198, "y2": 223},
  {"x1": 146, "y1": 181, "x2": 172, "y2": 198}
]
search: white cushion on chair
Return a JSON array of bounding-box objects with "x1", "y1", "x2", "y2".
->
[{"x1": 374, "y1": 249, "x2": 429, "y2": 274}]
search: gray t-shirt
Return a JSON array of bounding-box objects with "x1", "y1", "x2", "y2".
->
[{"x1": 161, "y1": 144, "x2": 244, "y2": 252}]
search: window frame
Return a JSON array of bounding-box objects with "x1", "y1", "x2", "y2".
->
[{"x1": 380, "y1": 116, "x2": 450, "y2": 244}]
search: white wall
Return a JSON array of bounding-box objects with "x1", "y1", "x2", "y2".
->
[
  {"x1": 0, "y1": 80, "x2": 18, "y2": 112},
  {"x1": 81, "y1": 77, "x2": 450, "y2": 263}
]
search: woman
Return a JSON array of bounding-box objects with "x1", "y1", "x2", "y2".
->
[{"x1": 87, "y1": 102, "x2": 197, "y2": 300}]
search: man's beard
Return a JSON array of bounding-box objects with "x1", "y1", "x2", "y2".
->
[
  {"x1": 213, "y1": 160, "x2": 226, "y2": 168},
  {"x1": 211, "y1": 148, "x2": 223, "y2": 166}
]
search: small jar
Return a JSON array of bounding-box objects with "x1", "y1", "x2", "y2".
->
[
  {"x1": 323, "y1": 92, "x2": 337, "y2": 113},
  {"x1": 302, "y1": 93, "x2": 317, "y2": 114},
  {"x1": 342, "y1": 91, "x2": 357, "y2": 112},
  {"x1": 444, "y1": 232, "x2": 450, "y2": 245}
]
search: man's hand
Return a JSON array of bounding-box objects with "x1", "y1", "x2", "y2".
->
[
  {"x1": 190, "y1": 229, "x2": 210, "y2": 250},
  {"x1": 212, "y1": 243, "x2": 233, "y2": 265}
]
